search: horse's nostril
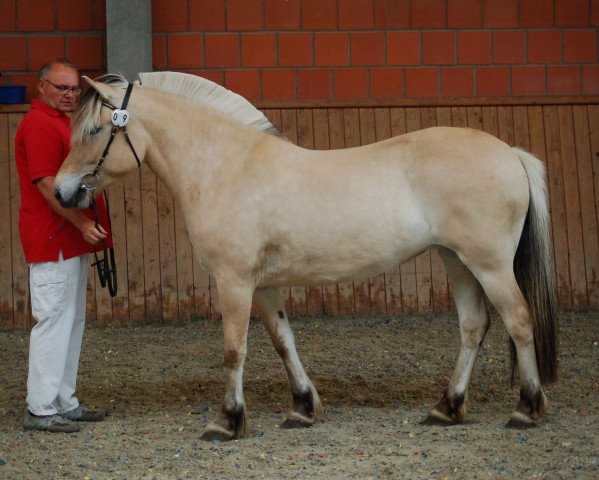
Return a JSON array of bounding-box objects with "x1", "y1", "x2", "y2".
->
[{"x1": 54, "y1": 189, "x2": 62, "y2": 203}]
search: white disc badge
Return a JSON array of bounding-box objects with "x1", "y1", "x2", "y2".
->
[{"x1": 111, "y1": 109, "x2": 130, "y2": 127}]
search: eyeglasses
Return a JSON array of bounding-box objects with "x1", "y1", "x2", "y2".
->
[{"x1": 42, "y1": 78, "x2": 82, "y2": 96}]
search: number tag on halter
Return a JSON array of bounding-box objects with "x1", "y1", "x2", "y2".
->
[{"x1": 111, "y1": 109, "x2": 129, "y2": 127}]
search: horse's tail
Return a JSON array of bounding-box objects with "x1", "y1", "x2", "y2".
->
[{"x1": 512, "y1": 147, "x2": 558, "y2": 384}]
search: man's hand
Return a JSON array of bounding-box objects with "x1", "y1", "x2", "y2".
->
[
  {"x1": 80, "y1": 221, "x2": 107, "y2": 245},
  {"x1": 35, "y1": 176, "x2": 108, "y2": 244}
]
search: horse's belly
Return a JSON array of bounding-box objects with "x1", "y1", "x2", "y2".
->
[{"x1": 257, "y1": 242, "x2": 425, "y2": 288}]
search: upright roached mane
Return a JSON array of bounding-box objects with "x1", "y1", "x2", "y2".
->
[
  {"x1": 72, "y1": 72, "x2": 283, "y2": 147},
  {"x1": 56, "y1": 70, "x2": 559, "y2": 443},
  {"x1": 138, "y1": 72, "x2": 283, "y2": 138}
]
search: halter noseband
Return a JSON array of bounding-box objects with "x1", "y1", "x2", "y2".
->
[{"x1": 80, "y1": 82, "x2": 142, "y2": 192}]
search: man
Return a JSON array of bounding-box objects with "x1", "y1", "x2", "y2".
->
[{"x1": 15, "y1": 59, "x2": 111, "y2": 433}]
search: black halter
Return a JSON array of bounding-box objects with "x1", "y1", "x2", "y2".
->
[{"x1": 84, "y1": 82, "x2": 142, "y2": 298}]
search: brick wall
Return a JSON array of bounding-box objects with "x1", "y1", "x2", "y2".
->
[{"x1": 1, "y1": 0, "x2": 598, "y2": 102}]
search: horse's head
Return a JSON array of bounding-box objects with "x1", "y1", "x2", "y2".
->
[{"x1": 55, "y1": 74, "x2": 148, "y2": 208}]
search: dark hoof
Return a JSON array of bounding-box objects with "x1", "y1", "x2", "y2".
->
[
  {"x1": 200, "y1": 428, "x2": 234, "y2": 442},
  {"x1": 423, "y1": 403, "x2": 461, "y2": 426},
  {"x1": 421, "y1": 415, "x2": 456, "y2": 426},
  {"x1": 505, "y1": 414, "x2": 538, "y2": 430},
  {"x1": 280, "y1": 418, "x2": 312, "y2": 429}
]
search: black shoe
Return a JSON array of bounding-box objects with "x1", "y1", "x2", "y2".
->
[{"x1": 62, "y1": 405, "x2": 106, "y2": 422}]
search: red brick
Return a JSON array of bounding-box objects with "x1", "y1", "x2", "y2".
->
[
  {"x1": 0, "y1": 0, "x2": 16, "y2": 31},
  {"x1": 57, "y1": 0, "x2": 93, "y2": 30},
  {"x1": 189, "y1": 0, "x2": 225, "y2": 32},
  {"x1": 334, "y1": 69, "x2": 368, "y2": 99},
  {"x1": 422, "y1": 31, "x2": 455, "y2": 65},
  {"x1": 528, "y1": 30, "x2": 562, "y2": 64},
  {"x1": 152, "y1": 0, "x2": 188, "y2": 32},
  {"x1": 412, "y1": 0, "x2": 446, "y2": 29},
  {"x1": 351, "y1": 32, "x2": 384, "y2": 67},
  {"x1": 17, "y1": 0, "x2": 54, "y2": 31},
  {"x1": 228, "y1": 0, "x2": 262, "y2": 31},
  {"x1": 476, "y1": 66, "x2": 509, "y2": 96},
  {"x1": 29, "y1": 36, "x2": 65, "y2": 70},
  {"x1": 493, "y1": 30, "x2": 526, "y2": 65},
  {"x1": 0, "y1": 36, "x2": 26, "y2": 69},
  {"x1": 387, "y1": 31, "x2": 420, "y2": 65},
  {"x1": 370, "y1": 68, "x2": 404, "y2": 98},
  {"x1": 458, "y1": 31, "x2": 491, "y2": 65},
  {"x1": 593, "y1": 0, "x2": 599, "y2": 26},
  {"x1": 314, "y1": 32, "x2": 348, "y2": 67},
  {"x1": 447, "y1": 0, "x2": 482, "y2": 28},
  {"x1": 484, "y1": 0, "x2": 518, "y2": 28},
  {"x1": 298, "y1": 69, "x2": 332, "y2": 100},
  {"x1": 197, "y1": 71, "x2": 223, "y2": 85},
  {"x1": 374, "y1": 0, "x2": 409, "y2": 29},
  {"x1": 152, "y1": 35, "x2": 167, "y2": 70},
  {"x1": 205, "y1": 33, "x2": 240, "y2": 68},
  {"x1": 262, "y1": 69, "x2": 296, "y2": 100},
  {"x1": 519, "y1": 0, "x2": 554, "y2": 27},
  {"x1": 265, "y1": 0, "x2": 300, "y2": 30},
  {"x1": 278, "y1": 33, "x2": 312, "y2": 67},
  {"x1": 441, "y1": 67, "x2": 474, "y2": 97},
  {"x1": 95, "y1": 0, "x2": 106, "y2": 29},
  {"x1": 405, "y1": 67, "x2": 439, "y2": 98},
  {"x1": 301, "y1": 0, "x2": 337, "y2": 30},
  {"x1": 242, "y1": 33, "x2": 276, "y2": 67},
  {"x1": 582, "y1": 65, "x2": 599, "y2": 94},
  {"x1": 512, "y1": 66, "x2": 545, "y2": 96},
  {"x1": 564, "y1": 30, "x2": 597, "y2": 63},
  {"x1": 225, "y1": 70, "x2": 260, "y2": 101},
  {"x1": 67, "y1": 36, "x2": 103, "y2": 70},
  {"x1": 167, "y1": 34, "x2": 203, "y2": 69},
  {"x1": 339, "y1": 0, "x2": 373, "y2": 29},
  {"x1": 547, "y1": 66, "x2": 580, "y2": 95},
  {"x1": 556, "y1": 0, "x2": 589, "y2": 27}
]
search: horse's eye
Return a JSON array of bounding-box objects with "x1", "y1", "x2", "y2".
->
[{"x1": 89, "y1": 126, "x2": 102, "y2": 136}]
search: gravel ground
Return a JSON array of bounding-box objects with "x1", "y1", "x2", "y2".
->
[{"x1": 0, "y1": 311, "x2": 597, "y2": 479}]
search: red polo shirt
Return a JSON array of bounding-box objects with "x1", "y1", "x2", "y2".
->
[{"x1": 15, "y1": 99, "x2": 112, "y2": 263}]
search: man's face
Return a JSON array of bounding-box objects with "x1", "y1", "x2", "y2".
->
[{"x1": 37, "y1": 64, "x2": 79, "y2": 113}]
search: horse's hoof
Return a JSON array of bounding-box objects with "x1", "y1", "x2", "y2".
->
[
  {"x1": 200, "y1": 426, "x2": 235, "y2": 442},
  {"x1": 423, "y1": 408, "x2": 456, "y2": 425},
  {"x1": 280, "y1": 418, "x2": 312, "y2": 429},
  {"x1": 505, "y1": 412, "x2": 539, "y2": 429}
]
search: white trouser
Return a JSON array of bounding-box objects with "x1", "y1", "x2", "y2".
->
[{"x1": 27, "y1": 253, "x2": 88, "y2": 416}]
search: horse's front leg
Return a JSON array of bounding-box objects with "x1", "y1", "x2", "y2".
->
[
  {"x1": 201, "y1": 281, "x2": 254, "y2": 442},
  {"x1": 253, "y1": 288, "x2": 323, "y2": 428}
]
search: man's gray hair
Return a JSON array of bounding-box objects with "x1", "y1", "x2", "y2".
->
[{"x1": 39, "y1": 58, "x2": 78, "y2": 79}]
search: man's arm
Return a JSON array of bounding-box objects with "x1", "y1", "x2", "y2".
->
[{"x1": 35, "y1": 176, "x2": 107, "y2": 245}]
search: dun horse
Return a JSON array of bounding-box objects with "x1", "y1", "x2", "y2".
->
[{"x1": 55, "y1": 72, "x2": 558, "y2": 441}]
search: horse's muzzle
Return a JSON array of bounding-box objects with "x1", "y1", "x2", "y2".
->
[{"x1": 55, "y1": 185, "x2": 90, "y2": 209}]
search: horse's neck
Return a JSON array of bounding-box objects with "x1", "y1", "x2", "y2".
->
[{"x1": 141, "y1": 99, "x2": 266, "y2": 203}]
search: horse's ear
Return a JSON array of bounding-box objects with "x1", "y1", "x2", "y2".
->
[{"x1": 82, "y1": 76, "x2": 115, "y2": 103}]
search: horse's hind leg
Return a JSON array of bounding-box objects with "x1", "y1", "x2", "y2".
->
[
  {"x1": 253, "y1": 287, "x2": 323, "y2": 428},
  {"x1": 428, "y1": 248, "x2": 490, "y2": 424},
  {"x1": 474, "y1": 267, "x2": 548, "y2": 427}
]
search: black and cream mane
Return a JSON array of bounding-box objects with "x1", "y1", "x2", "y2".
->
[{"x1": 72, "y1": 71, "x2": 283, "y2": 145}]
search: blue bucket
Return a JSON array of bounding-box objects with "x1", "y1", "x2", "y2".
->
[{"x1": 0, "y1": 85, "x2": 27, "y2": 104}]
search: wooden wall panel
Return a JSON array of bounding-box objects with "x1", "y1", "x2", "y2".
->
[
  {"x1": 1, "y1": 102, "x2": 598, "y2": 327},
  {"x1": 0, "y1": 114, "x2": 13, "y2": 329}
]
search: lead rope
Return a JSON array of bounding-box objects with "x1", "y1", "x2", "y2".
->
[{"x1": 90, "y1": 194, "x2": 117, "y2": 297}]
